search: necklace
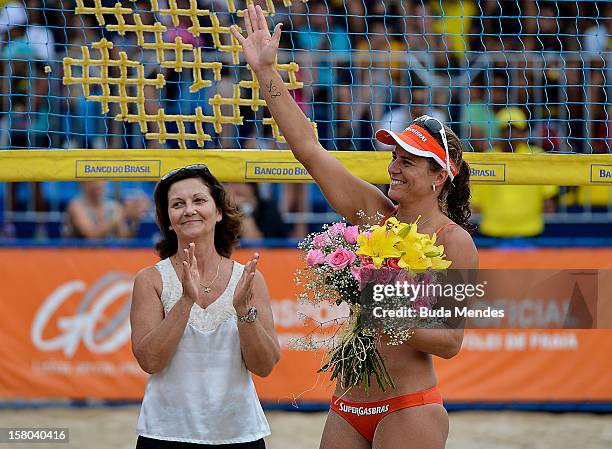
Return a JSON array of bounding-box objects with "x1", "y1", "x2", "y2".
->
[
  {"x1": 392, "y1": 215, "x2": 433, "y2": 229},
  {"x1": 416, "y1": 216, "x2": 432, "y2": 228},
  {"x1": 199, "y1": 257, "x2": 222, "y2": 293}
]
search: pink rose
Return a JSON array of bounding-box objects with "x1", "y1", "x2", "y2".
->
[
  {"x1": 413, "y1": 297, "x2": 431, "y2": 311},
  {"x1": 376, "y1": 268, "x2": 395, "y2": 284},
  {"x1": 350, "y1": 265, "x2": 362, "y2": 283},
  {"x1": 359, "y1": 264, "x2": 376, "y2": 285},
  {"x1": 313, "y1": 232, "x2": 331, "y2": 249},
  {"x1": 328, "y1": 222, "x2": 347, "y2": 237},
  {"x1": 325, "y1": 248, "x2": 357, "y2": 270},
  {"x1": 394, "y1": 269, "x2": 413, "y2": 286},
  {"x1": 343, "y1": 225, "x2": 359, "y2": 244},
  {"x1": 352, "y1": 264, "x2": 377, "y2": 289},
  {"x1": 306, "y1": 249, "x2": 326, "y2": 266}
]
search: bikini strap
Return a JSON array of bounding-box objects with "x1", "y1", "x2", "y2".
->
[
  {"x1": 434, "y1": 222, "x2": 459, "y2": 236},
  {"x1": 381, "y1": 210, "x2": 458, "y2": 236},
  {"x1": 379, "y1": 207, "x2": 399, "y2": 226}
]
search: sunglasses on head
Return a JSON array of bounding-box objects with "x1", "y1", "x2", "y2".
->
[
  {"x1": 418, "y1": 115, "x2": 453, "y2": 181},
  {"x1": 160, "y1": 164, "x2": 210, "y2": 181}
]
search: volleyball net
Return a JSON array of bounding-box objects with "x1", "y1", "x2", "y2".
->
[{"x1": 0, "y1": 0, "x2": 609, "y2": 183}]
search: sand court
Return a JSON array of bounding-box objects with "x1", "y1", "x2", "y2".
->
[{"x1": 0, "y1": 407, "x2": 611, "y2": 449}]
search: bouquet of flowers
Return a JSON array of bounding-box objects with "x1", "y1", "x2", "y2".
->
[{"x1": 296, "y1": 216, "x2": 451, "y2": 392}]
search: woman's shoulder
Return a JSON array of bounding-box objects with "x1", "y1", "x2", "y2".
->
[
  {"x1": 438, "y1": 224, "x2": 479, "y2": 269},
  {"x1": 134, "y1": 264, "x2": 164, "y2": 289}
]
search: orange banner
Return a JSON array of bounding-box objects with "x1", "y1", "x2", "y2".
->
[{"x1": 0, "y1": 247, "x2": 611, "y2": 403}]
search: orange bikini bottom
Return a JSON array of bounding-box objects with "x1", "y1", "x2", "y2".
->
[{"x1": 329, "y1": 386, "x2": 443, "y2": 443}]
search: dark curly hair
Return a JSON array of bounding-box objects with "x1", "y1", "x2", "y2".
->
[
  {"x1": 153, "y1": 166, "x2": 241, "y2": 259},
  {"x1": 411, "y1": 116, "x2": 474, "y2": 233}
]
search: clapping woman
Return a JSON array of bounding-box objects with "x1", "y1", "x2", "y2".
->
[{"x1": 130, "y1": 165, "x2": 280, "y2": 448}]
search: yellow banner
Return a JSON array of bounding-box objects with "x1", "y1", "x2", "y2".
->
[
  {"x1": 244, "y1": 161, "x2": 311, "y2": 181},
  {"x1": 75, "y1": 160, "x2": 161, "y2": 179},
  {"x1": 0, "y1": 150, "x2": 611, "y2": 185},
  {"x1": 469, "y1": 163, "x2": 506, "y2": 183},
  {"x1": 591, "y1": 164, "x2": 612, "y2": 183}
]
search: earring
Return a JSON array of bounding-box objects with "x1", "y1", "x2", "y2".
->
[
  {"x1": 169, "y1": 225, "x2": 173, "y2": 230},
  {"x1": 432, "y1": 184, "x2": 436, "y2": 192}
]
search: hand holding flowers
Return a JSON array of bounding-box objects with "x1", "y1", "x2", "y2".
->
[{"x1": 296, "y1": 216, "x2": 451, "y2": 392}]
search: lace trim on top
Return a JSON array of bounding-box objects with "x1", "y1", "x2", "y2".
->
[{"x1": 156, "y1": 258, "x2": 242, "y2": 333}]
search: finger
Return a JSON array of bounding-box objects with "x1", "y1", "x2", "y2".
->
[
  {"x1": 242, "y1": 258, "x2": 256, "y2": 278},
  {"x1": 244, "y1": 8, "x2": 254, "y2": 35},
  {"x1": 243, "y1": 258, "x2": 254, "y2": 275},
  {"x1": 184, "y1": 248, "x2": 190, "y2": 267},
  {"x1": 237, "y1": 264, "x2": 250, "y2": 287},
  {"x1": 244, "y1": 274, "x2": 255, "y2": 299},
  {"x1": 230, "y1": 25, "x2": 246, "y2": 44},
  {"x1": 240, "y1": 261, "x2": 255, "y2": 284},
  {"x1": 249, "y1": 253, "x2": 260, "y2": 273},
  {"x1": 182, "y1": 261, "x2": 191, "y2": 281},
  {"x1": 248, "y1": 4, "x2": 257, "y2": 29},
  {"x1": 189, "y1": 242, "x2": 196, "y2": 268},
  {"x1": 247, "y1": 260, "x2": 257, "y2": 285},
  {"x1": 255, "y1": 5, "x2": 270, "y2": 36},
  {"x1": 271, "y1": 22, "x2": 283, "y2": 47}
]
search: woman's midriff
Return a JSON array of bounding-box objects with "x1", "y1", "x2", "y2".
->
[{"x1": 333, "y1": 340, "x2": 438, "y2": 402}]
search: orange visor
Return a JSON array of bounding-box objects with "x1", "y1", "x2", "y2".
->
[{"x1": 375, "y1": 124, "x2": 459, "y2": 180}]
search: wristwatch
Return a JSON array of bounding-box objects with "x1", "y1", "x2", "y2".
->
[{"x1": 237, "y1": 306, "x2": 257, "y2": 323}]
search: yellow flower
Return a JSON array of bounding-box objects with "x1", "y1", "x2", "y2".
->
[
  {"x1": 396, "y1": 225, "x2": 452, "y2": 272},
  {"x1": 430, "y1": 256, "x2": 452, "y2": 270},
  {"x1": 356, "y1": 226, "x2": 402, "y2": 268},
  {"x1": 385, "y1": 217, "x2": 409, "y2": 236},
  {"x1": 356, "y1": 216, "x2": 452, "y2": 271}
]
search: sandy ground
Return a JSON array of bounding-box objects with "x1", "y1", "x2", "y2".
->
[{"x1": 0, "y1": 407, "x2": 611, "y2": 449}]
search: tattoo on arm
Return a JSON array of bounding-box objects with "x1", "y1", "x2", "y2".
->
[{"x1": 267, "y1": 80, "x2": 281, "y2": 98}]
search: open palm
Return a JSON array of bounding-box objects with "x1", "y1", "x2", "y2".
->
[
  {"x1": 181, "y1": 243, "x2": 201, "y2": 303},
  {"x1": 231, "y1": 4, "x2": 282, "y2": 73}
]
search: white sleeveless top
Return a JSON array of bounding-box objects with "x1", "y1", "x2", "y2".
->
[{"x1": 136, "y1": 258, "x2": 270, "y2": 444}]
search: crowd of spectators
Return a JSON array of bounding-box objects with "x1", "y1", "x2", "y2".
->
[{"x1": 0, "y1": 0, "x2": 610, "y2": 240}]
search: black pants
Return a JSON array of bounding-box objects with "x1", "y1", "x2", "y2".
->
[{"x1": 136, "y1": 436, "x2": 266, "y2": 449}]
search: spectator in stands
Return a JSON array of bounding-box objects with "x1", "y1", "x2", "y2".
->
[
  {"x1": 331, "y1": 65, "x2": 369, "y2": 151},
  {"x1": 471, "y1": 107, "x2": 558, "y2": 238},
  {"x1": 375, "y1": 85, "x2": 447, "y2": 150},
  {"x1": 225, "y1": 182, "x2": 289, "y2": 239},
  {"x1": 63, "y1": 181, "x2": 149, "y2": 239},
  {"x1": 23, "y1": 0, "x2": 56, "y2": 61},
  {"x1": 293, "y1": 1, "x2": 351, "y2": 146},
  {"x1": 460, "y1": 70, "x2": 508, "y2": 153},
  {"x1": 581, "y1": 1, "x2": 610, "y2": 154},
  {"x1": 402, "y1": 1, "x2": 463, "y2": 88},
  {"x1": 429, "y1": 0, "x2": 477, "y2": 57},
  {"x1": 62, "y1": 13, "x2": 107, "y2": 149},
  {"x1": 0, "y1": 95, "x2": 48, "y2": 238},
  {"x1": 354, "y1": 16, "x2": 407, "y2": 129}
]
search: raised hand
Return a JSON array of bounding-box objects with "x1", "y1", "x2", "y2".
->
[
  {"x1": 230, "y1": 5, "x2": 282, "y2": 73},
  {"x1": 233, "y1": 252, "x2": 260, "y2": 316},
  {"x1": 181, "y1": 242, "x2": 200, "y2": 304}
]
